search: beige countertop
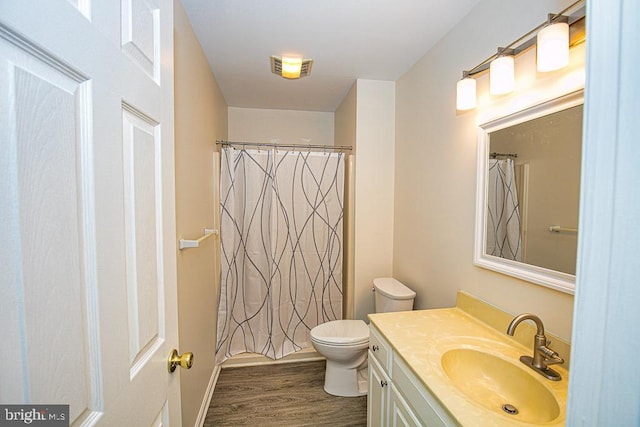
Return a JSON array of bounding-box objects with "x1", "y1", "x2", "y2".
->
[{"x1": 368, "y1": 308, "x2": 568, "y2": 426}]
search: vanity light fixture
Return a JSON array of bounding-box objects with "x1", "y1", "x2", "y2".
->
[
  {"x1": 490, "y1": 48, "x2": 515, "y2": 95},
  {"x1": 537, "y1": 14, "x2": 570, "y2": 72},
  {"x1": 456, "y1": 71, "x2": 476, "y2": 110},
  {"x1": 270, "y1": 55, "x2": 313, "y2": 79},
  {"x1": 455, "y1": 0, "x2": 584, "y2": 111}
]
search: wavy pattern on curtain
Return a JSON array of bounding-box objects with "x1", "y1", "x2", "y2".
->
[
  {"x1": 486, "y1": 158, "x2": 522, "y2": 261},
  {"x1": 216, "y1": 147, "x2": 344, "y2": 363}
]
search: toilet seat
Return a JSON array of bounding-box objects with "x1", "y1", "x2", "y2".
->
[{"x1": 310, "y1": 320, "x2": 369, "y2": 346}]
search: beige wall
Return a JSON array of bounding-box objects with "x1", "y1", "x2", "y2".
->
[
  {"x1": 334, "y1": 79, "x2": 396, "y2": 321},
  {"x1": 174, "y1": 2, "x2": 227, "y2": 426},
  {"x1": 334, "y1": 83, "x2": 357, "y2": 148},
  {"x1": 228, "y1": 107, "x2": 334, "y2": 145},
  {"x1": 394, "y1": 0, "x2": 579, "y2": 340},
  {"x1": 353, "y1": 79, "x2": 396, "y2": 321}
]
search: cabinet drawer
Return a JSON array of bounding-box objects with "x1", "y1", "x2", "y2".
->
[
  {"x1": 369, "y1": 325, "x2": 392, "y2": 372},
  {"x1": 392, "y1": 357, "x2": 459, "y2": 426}
]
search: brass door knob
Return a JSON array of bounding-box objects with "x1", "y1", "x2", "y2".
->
[{"x1": 168, "y1": 349, "x2": 194, "y2": 373}]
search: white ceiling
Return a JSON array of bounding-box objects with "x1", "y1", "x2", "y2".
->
[{"x1": 181, "y1": 0, "x2": 481, "y2": 112}]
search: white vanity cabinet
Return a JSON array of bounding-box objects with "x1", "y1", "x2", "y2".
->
[{"x1": 367, "y1": 325, "x2": 458, "y2": 427}]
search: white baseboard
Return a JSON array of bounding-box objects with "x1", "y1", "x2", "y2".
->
[
  {"x1": 194, "y1": 364, "x2": 221, "y2": 427},
  {"x1": 221, "y1": 348, "x2": 325, "y2": 369}
]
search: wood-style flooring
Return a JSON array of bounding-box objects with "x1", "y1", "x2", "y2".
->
[{"x1": 204, "y1": 360, "x2": 367, "y2": 426}]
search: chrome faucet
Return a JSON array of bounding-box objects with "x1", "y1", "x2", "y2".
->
[{"x1": 506, "y1": 313, "x2": 564, "y2": 381}]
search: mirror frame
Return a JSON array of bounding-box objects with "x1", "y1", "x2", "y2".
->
[{"x1": 474, "y1": 89, "x2": 584, "y2": 294}]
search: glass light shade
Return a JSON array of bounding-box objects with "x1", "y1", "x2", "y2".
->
[
  {"x1": 490, "y1": 55, "x2": 515, "y2": 95},
  {"x1": 537, "y1": 22, "x2": 569, "y2": 72},
  {"x1": 456, "y1": 77, "x2": 476, "y2": 110},
  {"x1": 281, "y1": 57, "x2": 302, "y2": 79}
]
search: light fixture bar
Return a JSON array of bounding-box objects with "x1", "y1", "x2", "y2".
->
[{"x1": 463, "y1": 0, "x2": 584, "y2": 79}]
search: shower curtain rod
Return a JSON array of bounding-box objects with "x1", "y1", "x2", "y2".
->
[
  {"x1": 216, "y1": 140, "x2": 352, "y2": 151},
  {"x1": 490, "y1": 152, "x2": 518, "y2": 158}
]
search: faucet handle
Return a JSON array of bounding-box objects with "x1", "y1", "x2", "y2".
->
[
  {"x1": 539, "y1": 346, "x2": 558, "y2": 358},
  {"x1": 539, "y1": 346, "x2": 564, "y2": 365}
]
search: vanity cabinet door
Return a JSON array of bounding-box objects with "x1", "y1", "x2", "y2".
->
[
  {"x1": 389, "y1": 384, "x2": 422, "y2": 427},
  {"x1": 368, "y1": 352, "x2": 390, "y2": 427}
]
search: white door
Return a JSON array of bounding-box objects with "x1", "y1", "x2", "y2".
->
[{"x1": 0, "y1": 1, "x2": 183, "y2": 425}]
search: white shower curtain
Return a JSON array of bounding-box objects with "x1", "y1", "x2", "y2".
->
[
  {"x1": 486, "y1": 158, "x2": 522, "y2": 261},
  {"x1": 216, "y1": 147, "x2": 344, "y2": 363}
]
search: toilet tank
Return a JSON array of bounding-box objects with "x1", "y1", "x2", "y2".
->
[{"x1": 373, "y1": 278, "x2": 416, "y2": 313}]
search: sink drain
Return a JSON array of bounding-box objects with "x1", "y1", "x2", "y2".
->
[{"x1": 502, "y1": 404, "x2": 519, "y2": 415}]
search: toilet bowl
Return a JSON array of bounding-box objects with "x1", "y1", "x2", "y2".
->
[
  {"x1": 310, "y1": 320, "x2": 370, "y2": 397},
  {"x1": 311, "y1": 278, "x2": 416, "y2": 397}
]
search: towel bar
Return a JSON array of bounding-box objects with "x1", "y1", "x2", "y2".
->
[
  {"x1": 548, "y1": 225, "x2": 578, "y2": 233},
  {"x1": 179, "y1": 228, "x2": 218, "y2": 250}
]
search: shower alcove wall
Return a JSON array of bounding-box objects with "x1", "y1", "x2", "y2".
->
[{"x1": 216, "y1": 82, "x2": 395, "y2": 366}]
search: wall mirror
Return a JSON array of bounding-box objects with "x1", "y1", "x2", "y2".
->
[{"x1": 474, "y1": 90, "x2": 584, "y2": 294}]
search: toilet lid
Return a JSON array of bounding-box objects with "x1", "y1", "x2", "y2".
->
[{"x1": 311, "y1": 320, "x2": 369, "y2": 346}]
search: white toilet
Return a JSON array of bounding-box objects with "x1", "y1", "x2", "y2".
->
[{"x1": 310, "y1": 277, "x2": 416, "y2": 397}]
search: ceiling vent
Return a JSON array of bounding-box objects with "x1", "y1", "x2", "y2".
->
[{"x1": 270, "y1": 56, "x2": 313, "y2": 79}]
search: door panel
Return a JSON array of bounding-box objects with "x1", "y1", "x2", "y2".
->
[
  {"x1": 0, "y1": 39, "x2": 96, "y2": 423},
  {"x1": 121, "y1": 0, "x2": 161, "y2": 81},
  {"x1": 0, "y1": 0, "x2": 179, "y2": 424},
  {"x1": 122, "y1": 106, "x2": 163, "y2": 375}
]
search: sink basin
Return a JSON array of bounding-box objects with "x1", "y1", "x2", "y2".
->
[{"x1": 441, "y1": 348, "x2": 560, "y2": 423}]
